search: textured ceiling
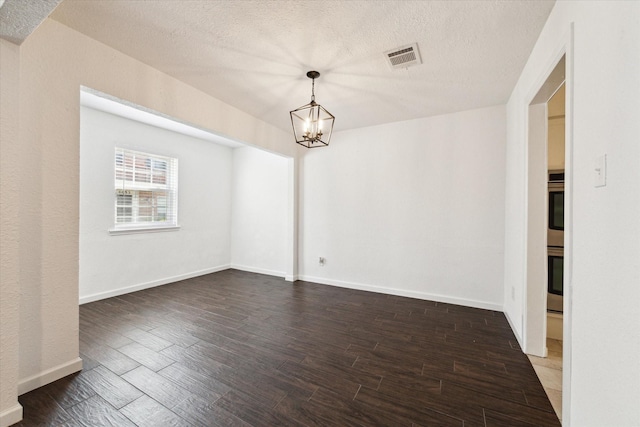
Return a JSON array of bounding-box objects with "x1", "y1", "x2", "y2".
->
[
  {"x1": 0, "y1": 0, "x2": 62, "y2": 44},
  {"x1": 48, "y1": 0, "x2": 554, "y2": 133}
]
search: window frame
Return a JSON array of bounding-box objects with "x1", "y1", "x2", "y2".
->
[{"x1": 109, "y1": 148, "x2": 179, "y2": 235}]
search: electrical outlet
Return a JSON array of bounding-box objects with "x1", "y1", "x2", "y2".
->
[{"x1": 319, "y1": 257, "x2": 326, "y2": 266}]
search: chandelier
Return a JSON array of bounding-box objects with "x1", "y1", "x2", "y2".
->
[{"x1": 289, "y1": 71, "x2": 335, "y2": 148}]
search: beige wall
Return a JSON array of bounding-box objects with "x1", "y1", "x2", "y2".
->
[
  {"x1": 547, "y1": 84, "x2": 565, "y2": 170},
  {"x1": 1, "y1": 17, "x2": 292, "y2": 425},
  {"x1": 0, "y1": 39, "x2": 23, "y2": 427}
]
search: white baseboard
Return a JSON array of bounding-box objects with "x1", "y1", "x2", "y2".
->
[
  {"x1": 230, "y1": 264, "x2": 285, "y2": 278},
  {"x1": 0, "y1": 404, "x2": 23, "y2": 427},
  {"x1": 18, "y1": 357, "x2": 83, "y2": 396},
  {"x1": 297, "y1": 275, "x2": 502, "y2": 311},
  {"x1": 79, "y1": 265, "x2": 231, "y2": 304},
  {"x1": 504, "y1": 309, "x2": 523, "y2": 348},
  {"x1": 284, "y1": 274, "x2": 298, "y2": 282},
  {"x1": 547, "y1": 312, "x2": 563, "y2": 341}
]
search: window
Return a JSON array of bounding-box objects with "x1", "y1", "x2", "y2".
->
[{"x1": 111, "y1": 148, "x2": 178, "y2": 233}]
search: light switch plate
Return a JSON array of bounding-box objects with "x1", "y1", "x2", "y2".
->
[{"x1": 594, "y1": 154, "x2": 607, "y2": 187}]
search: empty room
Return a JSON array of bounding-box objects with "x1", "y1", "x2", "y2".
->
[{"x1": 1, "y1": 1, "x2": 639, "y2": 427}]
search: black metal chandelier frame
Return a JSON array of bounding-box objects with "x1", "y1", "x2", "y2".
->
[{"x1": 289, "y1": 71, "x2": 335, "y2": 148}]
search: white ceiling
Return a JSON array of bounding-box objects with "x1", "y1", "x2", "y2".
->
[{"x1": 47, "y1": 1, "x2": 554, "y2": 133}]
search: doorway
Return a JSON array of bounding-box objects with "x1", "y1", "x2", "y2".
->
[{"x1": 525, "y1": 53, "x2": 570, "y2": 423}]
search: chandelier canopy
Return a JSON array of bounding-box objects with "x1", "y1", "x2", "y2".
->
[{"x1": 290, "y1": 71, "x2": 335, "y2": 148}]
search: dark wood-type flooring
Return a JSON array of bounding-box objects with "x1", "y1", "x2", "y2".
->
[{"x1": 16, "y1": 270, "x2": 561, "y2": 426}]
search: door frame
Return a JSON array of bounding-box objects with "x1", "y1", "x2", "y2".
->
[{"x1": 523, "y1": 23, "x2": 574, "y2": 425}]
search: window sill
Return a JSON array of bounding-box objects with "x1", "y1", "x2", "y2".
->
[{"x1": 108, "y1": 225, "x2": 181, "y2": 236}]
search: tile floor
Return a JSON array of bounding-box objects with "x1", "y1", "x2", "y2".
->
[
  {"x1": 15, "y1": 270, "x2": 561, "y2": 426},
  {"x1": 528, "y1": 338, "x2": 563, "y2": 423}
]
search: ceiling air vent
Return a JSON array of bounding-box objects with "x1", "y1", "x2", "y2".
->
[{"x1": 385, "y1": 43, "x2": 422, "y2": 69}]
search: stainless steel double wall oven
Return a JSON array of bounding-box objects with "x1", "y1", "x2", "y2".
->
[{"x1": 547, "y1": 170, "x2": 564, "y2": 313}]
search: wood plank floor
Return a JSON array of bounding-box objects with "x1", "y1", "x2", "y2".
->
[{"x1": 16, "y1": 270, "x2": 561, "y2": 426}]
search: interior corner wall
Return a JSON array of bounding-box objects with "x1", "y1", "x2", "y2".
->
[
  {"x1": 299, "y1": 105, "x2": 506, "y2": 310},
  {"x1": 503, "y1": 2, "x2": 640, "y2": 425},
  {"x1": 79, "y1": 107, "x2": 233, "y2": 303},
  {"x1": 13, "y1": 16, "x2": 291, "y2": 398},
  {"x1": 230, "y1": 147, "x2": 289, "y2": 277},
  {"x1": 0, "y1": 39, "x2": 24, "y2": 427}
]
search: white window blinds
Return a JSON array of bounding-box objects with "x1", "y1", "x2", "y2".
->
[{"x1": 113, "y1": 148, "x2": 178, "y2": 230}]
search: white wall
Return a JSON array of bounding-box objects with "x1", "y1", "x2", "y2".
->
[
  {"x1": 230, "y1": 147, "x2": 289, "y2": 277},
  {"x1": 0, "y1": 39, "x2": 23, "y2": 427},
  {"x1": 2, "y1": 16, "x2": 292, "y2": 419},
  {"x1": 79, "y1": 106, "x2": 233, "y2": 302},
  {"x1": 300, "y1": 105, "x2": 506, "y2": 310},
  {"x1": 525, "y1": 103, "x2": 549, "y2": 357},
  {"x1": 504, "y1": 2, "x2": 640, "y2": 425}
]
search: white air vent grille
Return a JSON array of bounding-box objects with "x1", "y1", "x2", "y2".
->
[{"x1": 385, "y1": 43, "x2": 422, "y2": 69}]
